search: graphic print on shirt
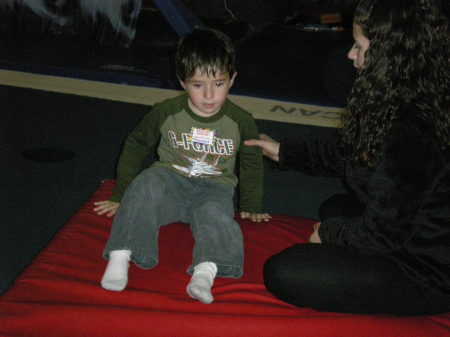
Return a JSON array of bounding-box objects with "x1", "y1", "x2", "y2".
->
[
  {"x1": 169, "y1": 126, "x2": 233, "y2": 178},
  {"x1": 173, "y1": 152, "x2": 222, "y2": 177}
]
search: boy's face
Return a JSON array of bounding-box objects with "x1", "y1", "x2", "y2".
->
[{"x1": 180, "y1": 68, "x2": 236, "y2": 117}]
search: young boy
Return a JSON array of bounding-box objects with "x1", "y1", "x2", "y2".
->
[{"x1": 94, "y1": 28, "x2": 270, "y2": 304}]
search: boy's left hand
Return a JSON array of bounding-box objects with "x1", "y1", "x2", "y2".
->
[{"x1": 240, "y1": 212, "x2": 272, "y2": 222}]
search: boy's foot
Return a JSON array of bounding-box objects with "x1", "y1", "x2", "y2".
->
[
  {"x1": 101, "y1": 250, "x2": 131, "y2": 291},
  {"x1": 186, "y1": 261, "x2": 217, "y2": 304},
  {"x1": 187, "y1": 282, "x2": 214, "y2": 304}
]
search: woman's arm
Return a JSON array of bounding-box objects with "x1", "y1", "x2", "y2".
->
[
  {"x1": 278, "y1": 131, "x2": 344, "y2": 177},
  {"x1": 245, "y1": 131, "x2": 344, "y2": 177}
]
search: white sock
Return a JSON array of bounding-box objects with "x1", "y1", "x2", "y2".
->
[
  {"x1": 101, "y1": 249, "x2": 131, "y2": 291},
  {"x1": 186, "y1": 261, "x2": 217, "y2": 304}
]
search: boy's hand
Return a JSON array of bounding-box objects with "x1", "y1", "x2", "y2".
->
[
  {"x1": 240, "y1": 212, "x2": 272, "y2": 222},
  {"x1": 93, "y1": 200, "x2": 120, "y2": 217}
]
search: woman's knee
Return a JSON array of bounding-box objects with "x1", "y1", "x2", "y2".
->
[
  {"x1": 263, "y1": 244, "x2": 354, "y2": 299},
  {"x1": 263, "y1": 245, "x2": 311, "y2": 291},
  {"x1": 263, "y1": 252, "x2": 286, "y2": 291}
]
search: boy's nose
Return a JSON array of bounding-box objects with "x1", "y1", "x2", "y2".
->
[{"x1": 204, "y1": 86, "x2": 214, "y2": 99}]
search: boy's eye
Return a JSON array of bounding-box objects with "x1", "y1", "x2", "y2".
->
[
  {"x1": 215, "y1": 81, "x2": 224, "y2": 87},
  {"x1": 192, "y1": 83, "x2": 202, "y2": 88}
]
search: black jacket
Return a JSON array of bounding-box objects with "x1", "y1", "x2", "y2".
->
[{"x1": 279, "y1": 116, "x2": 450, "y2": 295}]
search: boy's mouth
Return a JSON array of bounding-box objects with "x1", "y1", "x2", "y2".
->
[{"x1": 203, "y1": 103, "x2": 215, "y2": 109}]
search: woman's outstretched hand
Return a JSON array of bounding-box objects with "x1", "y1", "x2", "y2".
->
[{"x1": 245, "y1": 134, "x2": 280, "y2": 162}]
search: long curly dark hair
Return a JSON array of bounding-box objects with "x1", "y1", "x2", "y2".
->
[{"x1": 341, "y1": 0, "x2": 449, "y2": 166}]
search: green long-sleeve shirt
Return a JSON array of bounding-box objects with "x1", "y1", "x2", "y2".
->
[{"x1": 111, "y1": 93, "x2": 264, "y2": 213}]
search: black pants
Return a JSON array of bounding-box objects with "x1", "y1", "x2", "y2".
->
[
  {"x1": 263, "y1": 194, "x2": 450, "y2": 316},
  {"x1": 264, "y1": 244, "x2": 450, "y2": 315}
]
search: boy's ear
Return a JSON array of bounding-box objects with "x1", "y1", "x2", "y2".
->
[
  {"x1": 229, "y1": 72, "x2": 237, "y2": 87},
  {"x1": 179, "y1": 78, "x2": 187, "y2": 90}
]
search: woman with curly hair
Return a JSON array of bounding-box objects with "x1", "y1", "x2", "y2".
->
[{"x1": 246, "y1": 0, "x2": 449, "y2": 315}]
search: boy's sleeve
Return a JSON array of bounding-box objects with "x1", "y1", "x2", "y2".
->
[
  {"x1": 238, "y1": 115, "x2": 264, "y2": 213},
  {"x1": 110, "y1": 105, "x2": 163, "y2": 202}
]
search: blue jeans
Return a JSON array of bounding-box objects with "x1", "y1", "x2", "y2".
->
[{"x1": 103, "y1": 167, "x2": 243, "y2": 278}]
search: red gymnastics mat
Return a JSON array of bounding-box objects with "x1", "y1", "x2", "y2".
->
[{"x1": 0, "y1": 180, "x2": 449, "y2": 337}]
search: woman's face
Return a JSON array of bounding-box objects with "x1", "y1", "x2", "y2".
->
[{"x1": 348, "y1": 23, "x2": 370, "y2": 69}]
